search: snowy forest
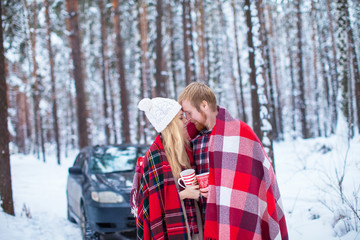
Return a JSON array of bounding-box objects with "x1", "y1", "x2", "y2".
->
[{"x1": 1, "y1": 0, "x2": 360, "y2": 239}]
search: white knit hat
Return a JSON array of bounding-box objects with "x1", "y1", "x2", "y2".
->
[{"x1": 138, "y1": 98, "x2": 181, "y2": 133}]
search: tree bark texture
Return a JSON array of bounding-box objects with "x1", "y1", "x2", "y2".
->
[
  {"x1": 182, "y1": 0, "x2": 196, "y2": 85},
  {"x1": 45, "y1": 0, "x2": 61, "y2": 164},
  {"x1": 24, "y1": 0, "x2": 42, "y2": 158},
  {"x1": 256, "y1": 0, "x2": 278, "y2": 141},
  {"x1": 66, "y1": 0, "x2": 89, "y2": 148},
  {"x1": 326, "y1": 0, "x2": 339, "y2": 133},
  {"x1": 267, "y1": 4, "x2": 284, "y2": 139},
  {"x1": 296, "y1": 0, "x2": 309, "y2": 138},
  {"x1": 155, "y1": 0, "x2": 167, "y2": 97},
  {"x1": 99, "y1": 0, "x2": 110, "y2": 145},
  {"x1": 113, "y1": 0, "x2": 131, "y2": 143},
  {"x1": 231, "y1": 0, "x2": 247, "y2": 123},
  {"x1": 168, "y1": 2, "x2": 178, "y2": 99},
  {"x1": 0, "y1": 0, "x2": 15, "y2": 215},
  {"x1": 197, "y1": 0, "x2": 206, "y2": 83},
  {"x1": 244, "y1": 0, "x2": 262, "y2": 141},
  {"x1": 255, "y1": 0, "x2": 275, "y2": 168},
  {"x1": 138, "y1": 0, "x2": 152, "y2": 99},
  {"x1": 337, "y1": 0, "x2": 354, "y2": 137}
]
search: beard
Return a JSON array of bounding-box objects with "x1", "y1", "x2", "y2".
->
[{"x1": 196, "y1": 109, "x2": 207, "y2": 130}]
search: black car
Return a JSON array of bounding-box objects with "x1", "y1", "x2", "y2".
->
[{"x1": 66, "y1": 144, "x2": 149, "y2": 240}]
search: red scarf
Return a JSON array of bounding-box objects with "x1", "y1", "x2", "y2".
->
[{"x1": 204, "y1": 108, "x2": 288, "y2": 240}]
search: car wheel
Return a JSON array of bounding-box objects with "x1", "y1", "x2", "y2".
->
[{"x1": 81, "y1": 205, "x2": 99, "y2": 240}]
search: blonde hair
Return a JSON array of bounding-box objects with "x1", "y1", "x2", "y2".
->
[
  {"x1": 161, "y1": 116, "x2": 191, "y2": 178},
  {"x1": 178, "y1": 82, "x2": 217, "y2": 112}
]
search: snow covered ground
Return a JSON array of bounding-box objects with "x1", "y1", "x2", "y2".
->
[{"x1": 1, "y1": 133, "x2": 360, "y2": 239}]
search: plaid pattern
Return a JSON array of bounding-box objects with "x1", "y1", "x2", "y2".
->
[
  {"x1": 131, "y1": 156, "x2": 144, "y2": 217},
  {"x1": 192, "y1": 129, "x2": 211, "y2": 174},
  {"x1": 136, "y1": 135, "x2": 189, "y2": 240},
  {"x1": 183, "y1": 147, "x2": 200, "y2": 235},
  {"x1": 183, "y1": 199, "x2": 198, "y2": 234},
  {"x1": 191, "y1": 129, "x2": 212, "y2": 222},
  {"x1": 204, "y1": 107, "x2": 288, "y2": 240}
]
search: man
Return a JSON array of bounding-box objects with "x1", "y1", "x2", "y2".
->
[{"x1": 178, "y1": 82, "x2": 288, "y2": 240}]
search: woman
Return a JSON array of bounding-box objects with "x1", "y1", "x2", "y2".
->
[{"x1": 131, "y1": 97, "x2": 203, "y2": 240}]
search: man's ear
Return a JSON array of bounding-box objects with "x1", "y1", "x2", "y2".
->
[{"x1": 201, "y1": 100, "x2": 208, "y2": 111}]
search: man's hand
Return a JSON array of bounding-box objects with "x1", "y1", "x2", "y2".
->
[{"x1": 199, "y1": 187, "x2": 208, "y2": 198}]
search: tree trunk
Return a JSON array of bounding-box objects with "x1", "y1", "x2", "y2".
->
[
  {"x1": 98, "y1": 0, "x2": 110, "y2": 145},
  {"x1": 14, "y1": 85, "x2": 26, "y2": 153},
  {"x1": 66, "y1": 0, "x2": 89, "y2": 148},
  {"x1": 216, "y1": 0, "x2": 240, "y2": 118},
  {"x1": 0, "y1": 0, "x2": 15, "y2": 215},
  {"x1": 138, "y1": 0, "x2": 152, "y2": 99},
  {"x1": 267, "y1": 4, "x2": 284, "y2": 139},
  {"x1": 326, "y1": 0, "x2": 339, "y2": 134},
  {"x1": 154, "y1": 0, "x2": 167, "y2": 97},
  {"x1": 254, "y1": 0, "x2": 275, "y2": 168},
  {"x1": 231, "y1": 0, "x2": 247, "y2": 123},
  {"x1": 343, "y1": 1, "x2": 360, "y2": 133},
  {"x1": 45, "y1": 0, "x2": 60, "y2": 164},
  {"x1": 316, "y1": 6, "x2": 331, "y2": 137},
  {"x1": 244, "y1": 0, "x2": 261, "y2": 141},
  {"x1": 311, "y1": 1, "x2": 321, "y2": 137},
  {"x1": 256, "y1": 1, "x2": 279, "y2": 141},
  {"x1": 112, "y1": 0, "x2": 131, "y2": 143},
  {"x1": 138, "y1": 0, "x2": 152, "y2": 143},
  {"x1": 108, "y1": 29, "x2": 118, "y2": 144},
  {"x1": 182, "y1": 0, "x2": 196, "y2": 85},
  {"x1": 24, "y1": 0, "x2": 41, "y2": 158},
  {"x1": 295, "y1": 0, "x2": 308, "y2": 138},
  {"x1": 336, "y1": 0, "x2": 354, "y2": 137},
  {"x1": 197, "y1": 0, "x2": 206, "y2": 83},
  {"x1": 168, "y1": 2, "x2": 178, "y2": 99},
  {"x1": 108, "y1": 74, "x2": 118, "y2": 144},
  {"x1": 40, "y1": 113, "x2": 46, "y2": 162},
  {"x1": 284, "y1": 4, "x2": 296, "y2": 137}
]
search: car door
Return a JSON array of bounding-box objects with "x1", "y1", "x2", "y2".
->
[{"x1": 67, "y1": 151, "x2": 87, "y2": 218}]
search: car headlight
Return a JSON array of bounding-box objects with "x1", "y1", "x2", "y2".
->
[{"x1": 91, "y1": 191, "x2": 124, "y2": 203}]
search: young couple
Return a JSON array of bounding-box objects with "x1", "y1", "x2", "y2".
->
[{"x1": 131, "y1": 83, "x2": 288, "y2": 240}]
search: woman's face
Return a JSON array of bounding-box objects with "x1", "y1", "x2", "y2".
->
[{"x1": 177, "y1": 110, "x2": 190, "y2": 140}]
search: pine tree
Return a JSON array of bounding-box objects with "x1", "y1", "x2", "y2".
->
[
  {"x1": 295, "y1": 0, "x2": 309, "y2": 138},
  {"x1": 98, "y1": 0, "x2": 110, "y2": 145},
  {"x1": 336, "y1": 0, "x2": 354, "y2": 137},
  {"x1": 0, "y1": 0, "x2": 15, "y2": 216},
  {"x1": 231, "y1": 0, "x2": 247, "y2": 123},
  {"x1": 244, "y1": 0, "x2": 261, "y2": 140},
  {"x1": 45, "y1": 0, "x2": 61, "y2": 164},
  {"x1": 155, "y1": 0, "x2": 168, "y2": 97},
  {"x1": 113, "y1": 0, "x2": 131, "y2": 143},
  {"x1": 66, "y1": 0, "x2": 90, "y2": 148}
]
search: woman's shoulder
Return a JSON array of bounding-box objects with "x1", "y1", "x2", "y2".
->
[{"x1": 143, "y1": 135, "x2": 168, "y2": 168}]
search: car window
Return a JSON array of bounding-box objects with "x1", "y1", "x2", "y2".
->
[{"x1": 90, "y1": 146, "x2": 145, "y2": 174}]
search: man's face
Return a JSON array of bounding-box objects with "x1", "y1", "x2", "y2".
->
[{"x1": 181, "y1": 99, "x2": 207, "y2": 126}]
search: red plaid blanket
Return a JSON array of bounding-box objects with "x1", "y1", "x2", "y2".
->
[
  {"x1": 135, "y1": 135, "x2": 189, "y2": 240},
  {"x1": 204, "y1": 108, "x2": 288, "y2": 240}
]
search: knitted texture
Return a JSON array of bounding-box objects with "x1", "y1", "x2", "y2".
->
[{"x1": 138, "y1": 98, "x2": 181, "y2": 132}]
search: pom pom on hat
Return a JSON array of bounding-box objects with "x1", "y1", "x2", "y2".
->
[
  {"x1": 138, "y1": 97, "x2": 181, "y2": 133},
  {"x1": 138, "y1": 98, "x2": 152, "y2": 112}
]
